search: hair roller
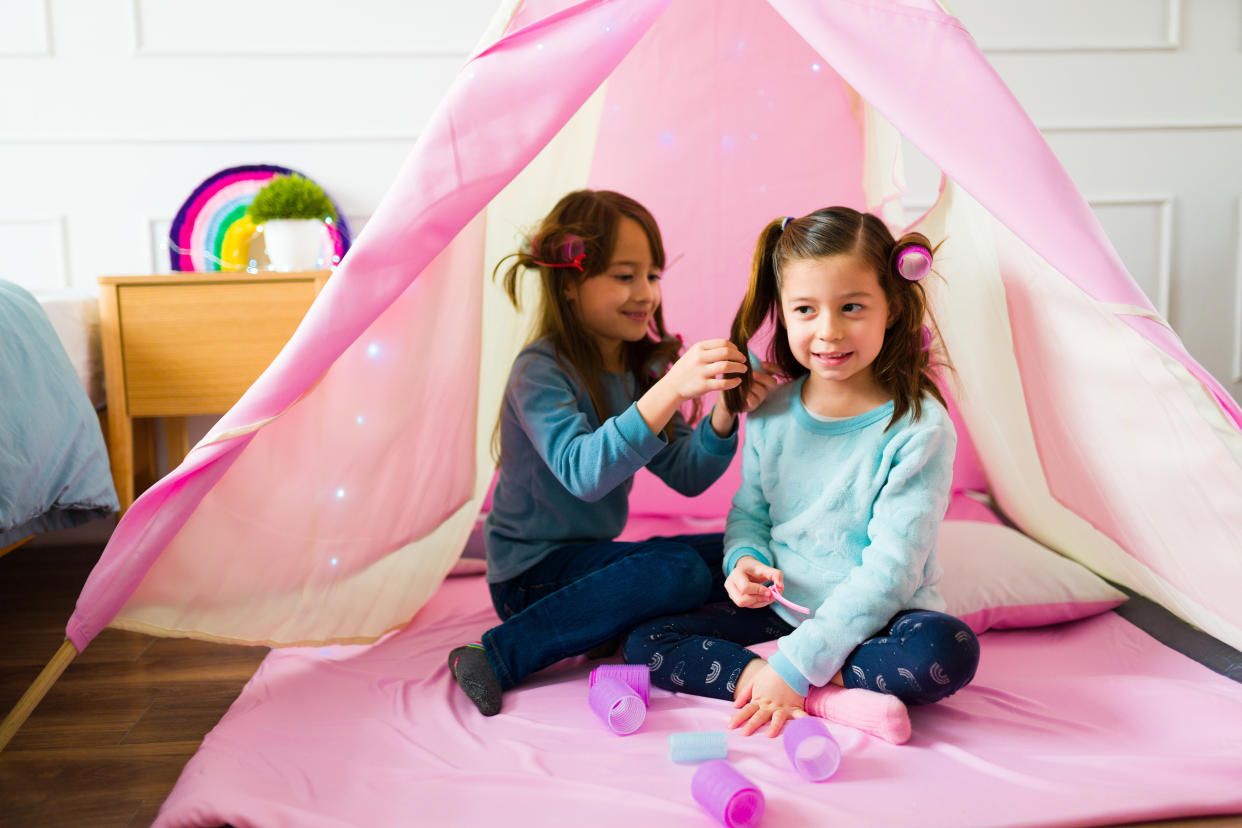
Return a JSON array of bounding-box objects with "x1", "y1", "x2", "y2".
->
[
  {"x1": 532, "y1": 232, "x2": 587, "y2": 272},
  {"x1": 895, "y1": 243, "x2": 932, "y2": 282}
]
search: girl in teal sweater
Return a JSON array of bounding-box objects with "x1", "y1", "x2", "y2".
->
[{"x1": 449, "y1": 190, "x2": 777, "y2": 717}]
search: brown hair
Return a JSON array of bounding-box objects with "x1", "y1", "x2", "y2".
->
[
  {"x1": 724, "y1": 206, "x2": 948, "y2": 428},
  {"x1": 494, "y1": 190, "x2": 694, "y2": 455}
]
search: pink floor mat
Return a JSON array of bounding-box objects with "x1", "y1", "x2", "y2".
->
[{"x1": 155, "y1": 574, "x2": 1242, "y2": 828}]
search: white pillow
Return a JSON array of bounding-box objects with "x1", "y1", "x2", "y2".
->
[{"x1": 937, "y1": 520, "x2": 1127, "y2": 633}]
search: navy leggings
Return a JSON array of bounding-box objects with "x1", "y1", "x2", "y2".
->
[{"x1": 624, "y1": 603, "x2": 979, "y2": 705}]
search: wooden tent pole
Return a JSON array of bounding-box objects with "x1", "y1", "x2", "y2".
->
[
  {"x1": 0, "y1": 638, "x2": 78, "y2": 751},
  {"x1": 0, "y1": 536, "x2": 31, "y2": 559}
]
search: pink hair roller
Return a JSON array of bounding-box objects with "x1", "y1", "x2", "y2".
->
[
  {"x1": 783, "y1": 717, "x2": 841, "y2": 782},
  {"x1": 896, "y1": 245, "x2": 931, "y2": 281},
  {"x1": 589, "y1": 664, "x2": 650, "y2": 705},
  {"x1": 533, "y1": 234, "x2": 586, "y2": 271},
  {"x1": 691, "y1": 760, "x2": 765, "y2": 828},
  {"x1": 766, "y1": 585, "x2": 810, "y2": 614},
  {"x1": 588, "y1": 675, "x2": 646, "y2": 735}
]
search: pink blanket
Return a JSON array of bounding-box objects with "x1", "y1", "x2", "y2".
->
[{"x1": 155, "y1": 574, "x2": 1242, "y2": 827}]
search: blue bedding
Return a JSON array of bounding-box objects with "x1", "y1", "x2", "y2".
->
[{"x1": 1, "y1": 280, "x2": 117, "y2": 545}]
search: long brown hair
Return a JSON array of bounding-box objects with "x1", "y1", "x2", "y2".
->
[
  {"x1": 724, "y1": 206, "x2": 948, "y2": 428},
  {"x1": 494, "y1": 190, "x2": 694, "y2": 454}
]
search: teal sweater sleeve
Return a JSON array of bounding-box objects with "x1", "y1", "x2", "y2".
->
[
  {"x1": 646, "y1": 411, "x2": 737, "y2": 496},
  {"x1": 505, "y1": 350, "x2": 667, "y2": 502},
  {"x1": 484, "y1": 341, "x2": 739, "y2": 585}
]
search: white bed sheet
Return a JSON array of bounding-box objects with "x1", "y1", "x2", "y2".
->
[{"x1": 31, "y1": 287, "x2": 104, "y2": 409}]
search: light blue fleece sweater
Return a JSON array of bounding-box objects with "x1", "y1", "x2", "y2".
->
[
  {"x1": 723, "y1": 376, "x2": 956, "y2": 696},
  {"x1": 484, "y1": 338, "x2": 737, "y2": 583}
]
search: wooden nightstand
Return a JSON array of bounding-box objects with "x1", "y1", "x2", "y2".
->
[{"x1": 97, "y1": 270, "x2": 330, "y2": 513}]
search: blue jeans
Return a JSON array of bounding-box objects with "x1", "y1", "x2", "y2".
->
[
  {"x1": 482, "y1": 533, "x2": 726, "y2": 690},
  {"x1": 625, "y1": 604, "x2": 979, "y2": 705}
]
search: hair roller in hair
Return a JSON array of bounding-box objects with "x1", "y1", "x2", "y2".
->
[
  {"x1": 533, "y1": 233, "x2": 587, "y2": 271},
  {"x1": 783, "y1": 717, "x2": 841, "y2": 782},
  {"x1": 589, "y1": 664, "x2": 650, "y2": 706},
  {"x1": 588, "y1": 675, "x2": 646, "y2": 735},
  {"x1": 691, "y1": 760, "x2": 765, "y2": 828},
  {"x1": 562, "y1": 234, "x2": 586, "y2": 263},
  {"x1": 896, "y1": 245, "x2": 932, "y2": 281}
]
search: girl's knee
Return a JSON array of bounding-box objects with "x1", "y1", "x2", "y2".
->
[
  {"x1": 910, "y1": 612, "x2": 979, "y2": 697},
  {"x1": 869, "y1": 611, "x2": 978, "y2": 703},
  {"x1": 898, "y1": 611, "x2": 977, "y2": 652},
  {"x1": 650, "y1": 545, "x2": 712, "y2": 609}
]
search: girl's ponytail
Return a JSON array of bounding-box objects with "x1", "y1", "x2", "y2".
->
[
  {"x1": 723, "y1": 218, "x2": 786, "y2": 413},
  {"x1": 873, "y1": 229, "x2": 946, "y2": 426}
]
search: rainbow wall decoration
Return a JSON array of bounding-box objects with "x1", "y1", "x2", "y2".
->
[{"x1": 168, "y1": 164, "x2": 352, "y2": 272}]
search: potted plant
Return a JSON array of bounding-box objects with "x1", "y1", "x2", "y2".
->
[{"x1": 246, "y1": 174, "x2": 339, "y2": 271}]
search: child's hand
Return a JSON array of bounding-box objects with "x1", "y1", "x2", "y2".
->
[
  {"x1": 743, "y1": 361, "x2": 781, "y2": 412},
  {"x1": 730, "y1": 662, "x2": 807, "y2": 737},
  {"x1": 665, "y1": 339, "x2": 748, "y2": 403},
  {"x1": 725, "y1": 556, "x2": 783, "y2": 608}
]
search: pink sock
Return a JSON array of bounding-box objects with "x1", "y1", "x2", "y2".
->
[{"x1": 805, "y1": 684, "x2": 911, "y2": 745}]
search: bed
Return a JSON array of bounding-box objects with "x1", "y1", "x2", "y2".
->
[
  {"x1": 150, "y1": 512, "x2": 1242, "y2": 828},
  {"x1": 0, "y1": 280, "x2": 117, "y2": 549}
]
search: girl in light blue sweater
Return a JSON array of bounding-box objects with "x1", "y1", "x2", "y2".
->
[{"x1": 625, "y1": 208, "x2": 979, "y2": 743}]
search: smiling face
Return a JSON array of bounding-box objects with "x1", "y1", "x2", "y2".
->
[
  {"x1": 779, "y1": 253, "x2": 891, "y2": 400},
  {"x1": 564, "y1": 216, "x2": 662, "y2": 367}
]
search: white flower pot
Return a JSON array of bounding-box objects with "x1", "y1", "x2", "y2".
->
[{"x1": 261, "y1": 219, "x2": 325, "y2": 271}]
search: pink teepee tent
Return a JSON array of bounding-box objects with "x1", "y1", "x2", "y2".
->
[{"x1": 5, "y1": 0, "x2": 1241, "y2": 756}]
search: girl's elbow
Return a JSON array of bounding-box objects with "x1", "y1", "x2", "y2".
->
[
  {"x1": 574, "y1": 485, "x2": 608, "y2": 503},
  {"x1": 671, "y1": 479, "x2": 709, "y2": 497},
  {"x1": 561, "y1": 476, "x2": 605, "y2": 502}
]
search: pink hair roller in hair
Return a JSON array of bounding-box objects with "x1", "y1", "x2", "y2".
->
[
  {"x1": 692, "y1": 760, "x2": 765, "y2": 828},
  {"x1": 533, "y1": 234, "x2": 587, "y2": 271},
  {"x1": 588, "y1": 675, "x2": 646, "y2": 735},
  {"x1": 896, "y1": 245, "x2": 932, "y2": 281},
  {"x1": 783, "y1": 717, "x2": 841, "y2": 782},
  {"x1": 589, "y1": 664, "x2": 650, "y2": 705}
]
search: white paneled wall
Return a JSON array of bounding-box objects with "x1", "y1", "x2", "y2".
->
[
  {"x1": 1, "y1": 0, "x2": 1239, "y2": 402},
  {"x1": 0, "y1": 0, "x2": 495, "y2": 290},
  {"x1": 910, "y1": 0, "x2": 1242, "y2": 401}
]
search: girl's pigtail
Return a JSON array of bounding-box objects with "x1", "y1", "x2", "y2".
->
[
  {"x1": 876, "y1": 230, "x2": 947, "y2": 426},
  {"x1": 494, "y1": 238, "x2": 540, "y2": 311},
  {"x1": 723, "y1": 218, "x2": 785, "y2": 413}
]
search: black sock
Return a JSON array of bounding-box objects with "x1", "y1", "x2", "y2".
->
[{"x1": 449, "y1": 644, "x2": 502, "y2": 716}]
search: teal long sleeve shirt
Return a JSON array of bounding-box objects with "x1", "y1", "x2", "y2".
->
[
  {"x1": 484, "y1": 338, "x2": 737, "y2": 583},
  {"x1": 723, "y1": 376, "x2": 956, "y2": 696}
]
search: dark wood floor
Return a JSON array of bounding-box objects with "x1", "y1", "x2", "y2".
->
[
  {"x1": 0, "y1": 543, "x2": 266, "y2": 827},
  {"x1": 1, "y1": 542, "x2": 1239, "y2": 828}
]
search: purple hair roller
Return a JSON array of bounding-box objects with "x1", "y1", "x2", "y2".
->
[
  {"x1": 691, "y1": 760, "x2": 765, "y2": 828},
  {"x1": 783, "y1": 717, "x2": 841, "y2": 782},
  {"x1": 589, "y1": 664, "x2": 650, "y2": 705},
  {"x1": 896, "y1": 245, "x2": 931, "y2": 281},
  {"x1": 588, "y1": 675, "x2": 645, "y2": 735}
]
